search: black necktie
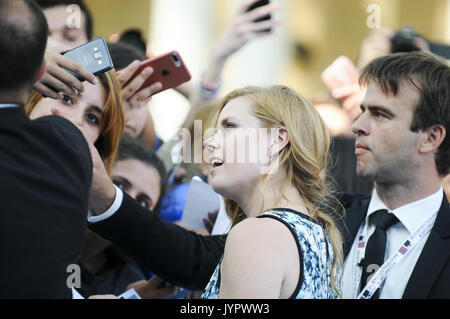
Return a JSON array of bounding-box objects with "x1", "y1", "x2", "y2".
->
[{"x1": 359, "y1": 209, "x2": 399, "y2": 299}]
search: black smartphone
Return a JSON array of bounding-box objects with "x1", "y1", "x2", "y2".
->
[
  {"x1": 62, "y1": 37, "x2": 114, "y2": 80},
  {"x1": 246, "y1": 0, "x2": 271, "y2": 32}
]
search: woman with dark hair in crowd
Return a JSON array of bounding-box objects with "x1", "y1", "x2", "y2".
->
[
  {"x1": 112, "y1": 134, "x2": 168, "y2": 213},
  {"x1": 27, "y1": 70, "x2": 124, "y2": 174},
  {"x1": 32, "y1": 0, "x2": 161, "y2": 135}
]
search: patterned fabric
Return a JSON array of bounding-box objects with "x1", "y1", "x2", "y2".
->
[{"x1": 201, "y1": 208, "x2": 342, "y2": 299}]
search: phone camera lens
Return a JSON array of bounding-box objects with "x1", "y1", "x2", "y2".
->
[{"x1": 172, "y1": 53, "x2": 181, "y2": 67}]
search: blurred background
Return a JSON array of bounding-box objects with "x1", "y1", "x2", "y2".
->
[{"x1": 84, "y1": 0, "x2": 450, "y2": 141}]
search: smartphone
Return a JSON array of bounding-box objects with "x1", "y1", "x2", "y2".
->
[
  {"x1": 62, "y1": 37, "x2": 114, "y2": 80},
  {"x1": 126, "y1": 51, "x2": 191, "y2": 95},
  {"x1": 321, "y1": 56, "x2": 360, "y2": 104},
  {"x1": 429, "y1": 42, "x2": 450, "y2": 59},
  {"x1": 246, "y1": 0, "x2": 271, "y2": 32}
]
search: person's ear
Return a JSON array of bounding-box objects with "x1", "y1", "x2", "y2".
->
[
  {"x1": 269, "y1": 127, "x2": 290, "y2": 159},
  {"x1": 35, "y1": 61, "x2": 46, "y2": 83},
  {"x1": 419, "y1": 124, "x2": 446, "y2": 154}
]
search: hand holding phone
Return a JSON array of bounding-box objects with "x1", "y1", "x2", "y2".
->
[
  {"x1": 199, "y1": 0, "x2": 278, "y2": 94},
  {"x1": 206, "y1": 0, "x2": 278, "y2": 67},
  {"x1": 246, "y1": 0, "x2": 272, "y2": 32},
  {"x1": 33, "y1": 45, "x2": 97, "y2": 99},
  {"x1": 123, "y1": 51, "x2": 191, "y2": 98}
]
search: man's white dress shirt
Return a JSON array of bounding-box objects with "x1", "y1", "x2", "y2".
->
[{"x1": 342, "y1": 187, "x2": 442, "y2": 298}]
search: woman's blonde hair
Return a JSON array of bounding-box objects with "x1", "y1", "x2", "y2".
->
[
  {"x1": 26, "y1": 70, "x2": 125, "y2": 175},
  {"x1": 208, "y1": 85, "x2": 344, "y2": 297}
]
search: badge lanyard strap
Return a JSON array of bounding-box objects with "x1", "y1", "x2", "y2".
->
[{"x1": 353, "y1": 211, "x2": 437, "y2": 299}]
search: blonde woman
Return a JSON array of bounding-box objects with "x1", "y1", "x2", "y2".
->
[{"x1": 201, "y1": 86, "x2": 343, "y2": 299}]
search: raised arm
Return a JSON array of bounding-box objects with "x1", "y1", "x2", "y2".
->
[{"x1": 182, "y1": 0, "x2": 280, "y2": 128}]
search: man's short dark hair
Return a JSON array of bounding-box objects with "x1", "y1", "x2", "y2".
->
[
  {"x1": 0, "y1": 0, "x2": 48, "y2": 91},
  {"x1": 119, "y1": 29, "x2": 147, "y2": 57},
  {"x1": 34, "y1": 0, "x2": 93, "y2": 40},
  {"x1": 108, "y1": 42, "x2": 146, "y2": 71},
  {"x1": 360, "y1": 51, "x2": 450, "y2": 176},
  {"x1": 116, "y1": 134, "x2": 168, "y2": 211}
]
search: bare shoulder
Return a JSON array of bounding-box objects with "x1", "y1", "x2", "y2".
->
[
  {"x1": 220, "y1": 216, "x2": 300, "y2": 298},
  {"x1": 224, "y1": 216, "x2": 297, "y2": 260}
]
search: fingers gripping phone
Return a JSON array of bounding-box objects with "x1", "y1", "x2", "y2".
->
[
  {"x1": 62, "y1": 37, "x2": 114, "y2": 80},
  {"x1": 126, "y1": 51, "x2": 192, "y2": 95},
  {"x1": 246, "y1": 0, "x2": 271, "y2": 32}
]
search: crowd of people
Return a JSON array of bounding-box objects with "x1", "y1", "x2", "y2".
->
[{"x1": 1, "y1": 0, "x2": 449, "y2": 300}]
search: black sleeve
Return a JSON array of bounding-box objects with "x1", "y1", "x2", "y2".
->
[
  {"x1": 89, "y1": 191, "x2": 226, "y2": 290},
  {"x1": 34, "y1": 115, "x2": 93, "y2": 185}
]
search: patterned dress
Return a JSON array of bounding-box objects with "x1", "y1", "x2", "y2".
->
[{"x1": 201, "y1": 208, "x2": 342, "y2": 299}]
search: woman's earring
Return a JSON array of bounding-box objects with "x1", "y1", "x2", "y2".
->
[{"x1": 268, "y1": 147, "x2": 275, "y2": 162}]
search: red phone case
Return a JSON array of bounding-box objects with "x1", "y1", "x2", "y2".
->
[{"x1": 126, "y1": 51, "x2": 191, "y2": 95}]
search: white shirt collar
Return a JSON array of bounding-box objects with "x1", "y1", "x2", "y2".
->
[
  {"x1": 367, "y1": 187, "x2": 443, "y2": 234},
  {"x1": 0, "y1": 104, "x2": 21, "y2": 109}
]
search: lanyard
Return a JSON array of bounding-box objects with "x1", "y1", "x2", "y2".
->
[{"x1": 352, "y1": 211, "x2": 437, "y2": 299}]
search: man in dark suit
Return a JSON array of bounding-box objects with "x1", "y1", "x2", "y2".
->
[
  {"x1": 88, "y1": 51, "x2": 449, "y2": 298},
  {"x1": 0, "y1": 0, "x2": 92, "y2": 298},
  {"x1": 339, "y1": 51, "x2": 450, "y2": 299}
]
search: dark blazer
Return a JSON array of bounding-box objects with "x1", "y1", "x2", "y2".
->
[
  {"x1": 339, "y1": 192, "x2": 450, "y2": 299},
  {"x1": 0, "y1": 107, "x2": 92, "y2": 299},
  {"x1": 90, "y1": 189, "x2": 450, "y2": 298}
]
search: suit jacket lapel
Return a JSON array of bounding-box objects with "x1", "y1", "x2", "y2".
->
[
  {"x1": 342, "y1": 197, "x2": 371, "y2": 258},
  {"x1": 403, "y1": 197, "x2": 450, "y2": 298}
]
